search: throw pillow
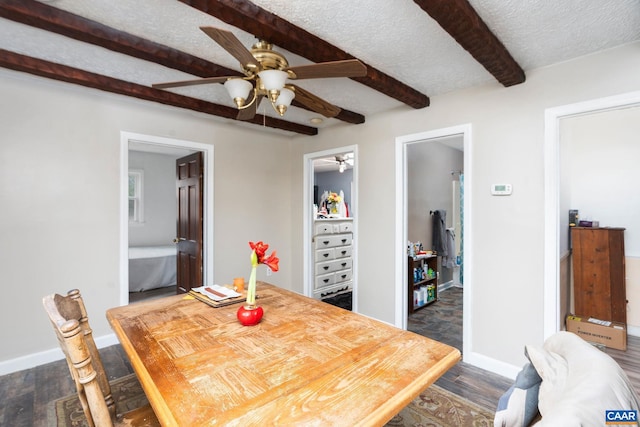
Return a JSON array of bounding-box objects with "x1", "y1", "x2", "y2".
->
[{"x1": 494, "y1": 347, "x2": 543, "y2": 427}]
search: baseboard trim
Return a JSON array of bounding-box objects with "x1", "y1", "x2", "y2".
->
[
  {"x1": 463, "y1": 326, "x2": 640, "y2": 382},
  {"x1": 0, "y1": 333, "x2": 119, "y2": 376},
  {"x1": 463, "y1": 350, "x2": 522, "y2": 381},
  {"x1": 438, "y1": 281, "x2": 462, "y2": 293}
]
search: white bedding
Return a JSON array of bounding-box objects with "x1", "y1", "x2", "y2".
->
[
  {"x1": 128, "y1": 245, "x2": 177, "y2": 292},
  {"x1": 129, "y1": 245, "x2": 176, "y2": 259}
]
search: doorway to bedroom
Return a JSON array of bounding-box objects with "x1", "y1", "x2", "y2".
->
[{"x1": 120, "y1": 132, "x2": 214, "y2": 305}]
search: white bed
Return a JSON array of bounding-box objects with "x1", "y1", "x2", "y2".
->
[{"x1": 128, "y1": 245, "x2": 177, "y2": 292}]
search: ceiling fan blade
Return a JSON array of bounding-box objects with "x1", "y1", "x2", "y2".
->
[
  {"x1": 200, "y1": 27, "x2": 259, "y2": 69},
  {"x1": 291, "y1": 85, "x2": 341, "y2": 118},
  {"x1": 286, "y1": 59, "x2": 367, "y2": 80},
  {"x1": 236, "y1": 96, "x2": 262, "y2": 121},
  {"x1": 152, "y1": 76, "x2": 230, "y2": 89}
]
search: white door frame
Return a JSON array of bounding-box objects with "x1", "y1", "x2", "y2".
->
[
  {"x1": 119, "y1": 131, "x2": 214, "y2": 306},
  {"x1": 543, "y1": 91, "x2": 640, "y2": 339},
  {"x1": 395, "y1": 124, "x2": 472, "y2": 359},
  {"x1": 303, "y1": 145, "x2": 358, "y2": 311}
]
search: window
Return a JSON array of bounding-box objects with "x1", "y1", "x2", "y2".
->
[{"x1": 128, "y1": 170, "x2": 144, "y2": 223}]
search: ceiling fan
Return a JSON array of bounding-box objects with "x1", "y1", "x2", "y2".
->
[
  {"x1": 317, "y1": 153, "x2": 354, "y2": 173},
  {"x1": 152, "y1": 27, "x2": 367, "y2": 121}
]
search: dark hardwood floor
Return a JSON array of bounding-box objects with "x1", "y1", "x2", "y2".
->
[
  {"x1": 409, "y1": 286, "x2": 640, "y2": 411},
  {"x1": 409, "y1": 286, "x2": 513, "y2": 410},
  {"x1": 1, "y1": 286, "x2": 638, "y2": 426},
  {"x1": 0, "y1": 345, "x2": 135, "y2": 427}
]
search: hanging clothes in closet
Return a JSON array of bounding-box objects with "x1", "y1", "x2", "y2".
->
[
  {"x1": 431, "y1": 209, "x2": 447, "y2": 255},
  {"x1": 443, "y1": 228, "x2": 456, "y2": 268}
]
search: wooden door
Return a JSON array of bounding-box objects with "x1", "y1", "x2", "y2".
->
[{"x1": 175, "y1": 152, "x2": 203, "y2": 293}]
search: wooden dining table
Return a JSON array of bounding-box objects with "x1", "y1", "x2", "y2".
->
[{"x1": 107, "y1": 282, "x2": 461, "y2": 426}]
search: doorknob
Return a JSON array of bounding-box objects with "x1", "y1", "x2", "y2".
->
[{"x1": 173, "y1": 238, "x2": 179, "y2": 243}]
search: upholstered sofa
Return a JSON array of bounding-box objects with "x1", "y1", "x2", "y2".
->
[{"x1": 495, "y1": 331, "x2": 640, "y2": 426}]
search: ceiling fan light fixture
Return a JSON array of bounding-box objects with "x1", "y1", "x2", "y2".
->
[
  {"x1": 154, "y1": 27, "x2": 366, "y2": 122},
  {"x1": 258, "y1": 69, "x2": 288, "y2": 102},
  {"x1": 274, "y1": 87, "x2": 295, "y2": 116},
  {"x1": 339, "y1": 161, "x2": 346, "y2": 173},
  {"x1": 224, "y1": 78, "x2": 253, "y2": 107}
]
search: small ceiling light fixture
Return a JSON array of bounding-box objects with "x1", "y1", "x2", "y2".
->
[
  {"x1": 338, "y1": 160, "x2": 346, "y2": 173},
  {"x1": 310, "y1": 117, "x2": 324, "y2": 125}
]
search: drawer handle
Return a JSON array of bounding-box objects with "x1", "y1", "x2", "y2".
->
[
  {"x1": 341, "y1": 251, "x2": 347, "y2": 255},
  {"x1": 341, "y1": 262, "x2": 347, "y2": 267},
  {"x1": 323, "y1": 266, "x2": 329, "y2": 270},
  {"x1": 322, "y1": 240, "x2": 330, "y2": 245},
  {"x1": 323, "y1": 278, "x2": 330, "y2": 283},
  {"x1": 341, "y1": 239, "x2": 347, "y2": 243},
  {"x1": 323, "y1": 253, "x2": 329, "y2": 258},
  {"x1": 340, "y1": 274, "x2": 347, "y2": 279}
]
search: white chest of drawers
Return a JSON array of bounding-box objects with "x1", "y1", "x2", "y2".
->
[{"x1": 313, "y1": 219, "x2": 353, "y2": 299}]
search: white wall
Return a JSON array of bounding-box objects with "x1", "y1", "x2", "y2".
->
[
  {"x1": 128, "y1": 151, "x2": 179, "y2": 247},
  {"x1": 0, "y1": 69, "x2": 294, "y2": 368},
  {"x1": 407, "y1": 140, "x2": 463, "y2": 250},
  {"x1": 2, "y1": 41, "x2": 639, "y2": 376},
  {"x1": 291, "y1": 41, "x2": 640, "y2": 372},
  {"x1": 562, "y1": 107, "x2": 640, "y2": 254}
]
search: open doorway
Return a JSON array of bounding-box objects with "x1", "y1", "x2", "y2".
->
[
  {"x1": 303, "y1": 145, "x2": 358, "y2": 312},
  {"x1": 544, "y1": 91, "x2": 640, "y2": 339},
  {"x1": 119, "y1": 132, "x2": 214, "y2": 306},
  {"x1": 395, "y1": 124, "x2": 472, "y2": 359}
]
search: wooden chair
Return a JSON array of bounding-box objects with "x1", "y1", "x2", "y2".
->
[{"x1": 43, "y1": 289, "x2": 159, "y2": 427}]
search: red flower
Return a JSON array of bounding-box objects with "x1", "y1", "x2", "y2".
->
[
  {"x1": 261, "y1": 251, "x2": 279, "y2": 272},
  {"x1": 250, "y1": 241, "x2": 269, "y2": 260},
  {"x1": 249, "y1": 241, "x2": 280, "y2": 272}
]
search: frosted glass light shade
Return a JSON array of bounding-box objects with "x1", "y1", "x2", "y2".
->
[
  {"x1": 276, "y1": 87, "x2": 295, "y2": 107},
  {"x1": 224, "y1": 78, "x2": 253, "y2": 106},
  {"x1": 274, "y1": 87, "x2": 295, "y2": 116},
  {"x1": 257, "y1": 70, "x2": 288, "y2": 91}
]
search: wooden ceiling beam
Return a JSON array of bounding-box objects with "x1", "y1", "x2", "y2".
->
[
  {"x1": 413, "y1": 0, "x2": 525, "y2": 87},
  {"x1": 0, "y1": 0, "x2": 362, "y2": 126},
  {"x1": 0, "y1": 0, "x2": 237, "y2": 79},
  {"x1": 0, "y1": 49, "x2": 317, "y2": 136},
  {"x1": 179, "y1": 0, "x2": 430, "y2": 109}
]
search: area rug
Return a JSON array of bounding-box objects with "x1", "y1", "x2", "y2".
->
[
  {"x1": 53, "y1": 373, "x2": 149, "y2": 427},
  {"x1": 385, "y1": 384, "x2": 495, "y2": 427},
  {"x1": 53, "y1": 375, "x2": 493, "y2": 427}
]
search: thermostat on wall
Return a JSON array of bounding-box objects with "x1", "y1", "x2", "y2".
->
[{"x1": 491, "y1": 183, "x2": 512, "y2": 195}]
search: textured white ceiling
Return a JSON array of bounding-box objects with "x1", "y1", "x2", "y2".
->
[{"x1": 3, "y1": 0, "x2": 639, "y2": 131}]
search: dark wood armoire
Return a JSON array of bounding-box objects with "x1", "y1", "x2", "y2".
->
[{"x1": 571, "y1": 227, "x2": 626, "y2": 324}]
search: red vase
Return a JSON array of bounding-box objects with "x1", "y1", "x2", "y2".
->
[{"x1": 237, "y1": 305, "x2": 264, "y2": 326}]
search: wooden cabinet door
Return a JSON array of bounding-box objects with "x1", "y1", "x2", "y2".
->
[{"x1": 572, "y1": 227, "x2": 626, "y2": 323}]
